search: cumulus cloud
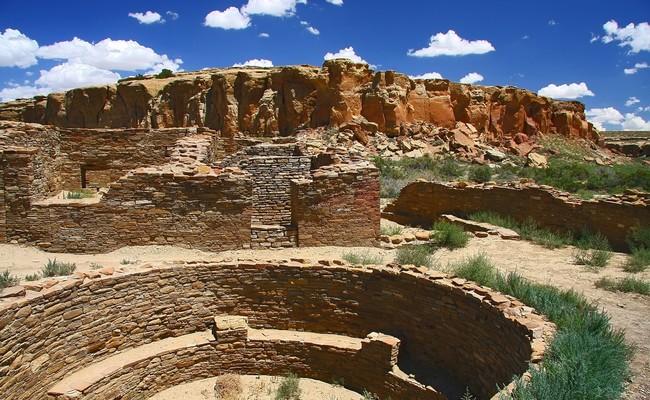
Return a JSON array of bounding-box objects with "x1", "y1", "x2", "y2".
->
[
  {"x1": 585, "y1": 107, "x2": 650, "y2": 130},
  {"x1": 128, "y1": 11, "x2": 164, "y2": 24},
  {"x1": 242, "y1": 0, "x2": 306, "y2": 17},
  {"x1": 0, "y1": 28, "x2": 39, "y2": 68},
  {"x1": 233, "y1": 59, "x2": 273, "y2": 68},
  {"x1": 36, "y1": 37, "x2": 182, "y2": 72},
  {"x1": 35, "y1": 61, "x2": 120, "y2": 92},
  {"x1": 326, "y1": 0, "x2": 343, "y2": 5},
  {"x1": 307, "y1": 26, "x2": 320, "y2": 35},
  {"x1": 204, "y1": 7, "x2": 251, "y2": 30},
  {"x1": 460, "y1": 72, "x2": 484, "y2": 84},
  {"x1": 538, "y1": 82, "x2": 594, "y2": 99},
  {"x1": 259, "y1": 33, "x2": 270, "y2": 38},
  {"x1": 166, "y1": 11, "x2": 179, "y2": 20},
  {"x1": 407, "y1": 30, "x2": 495, "y2": 57},
  {"x1": 622, "y1": 113, "x2": 650, "y2": 130},
  {"x1": 324, "y1": 47, "x2": 372, "y2": 66},
  {"x1": 409, "y1": 72, "x2": 444, "y2": 80},
  {"x1": 0, "y1": 85, "x2": 47, "y2": 102},
  {"x1": 638, "y1": 106, "x2": 650, "y2": 112},
  {"x1": 602, "y1": 20, "x2": 650, "y2": 53},
  {"x1": 624, "y1": 62, "x2": 648, "y2": 75},
  {"x1": 626, "y1": 96, "x2": 641, "y2": 107}
]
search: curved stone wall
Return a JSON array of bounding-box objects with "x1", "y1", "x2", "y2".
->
[{"x1": 0, "y1": 260, "x2": 554, "y2": 400}]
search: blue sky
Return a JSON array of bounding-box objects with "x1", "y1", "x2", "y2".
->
[{"x1": 0, "y1": 0, "x2": 649, "y2": 130}]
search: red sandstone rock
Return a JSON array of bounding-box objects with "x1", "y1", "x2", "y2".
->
[{"x1": 0, "y1": 60, "x2": 597, "y2": 141}]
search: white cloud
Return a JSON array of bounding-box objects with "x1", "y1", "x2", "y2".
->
[
  {"x1": 35, "y1": 61, "x2": 120, "y2": 92},
  {"x1": 300, "y1": 21, "x2": 309, "y2": 26},
  {"x1": 409, "y1": 72, "x2": 444, "y2": 80},
  {"x1": 623, "y1": 62, "x2": 648, "y2": 75},
  {"x1": 233, "y1": 59, "x2": 273, "y2": 68},
  {"x1": 307, "y1": 26, "x2": 320, "y2": 35},
  {"x1": 622, "y1": 113, "x2": 650, "y2": 130},
  {"x1": 259, "y1": 33, "x2": 270, "y2": 38},
  {"x1": 0, "y1": 85, "x2": 47, "y2": 102},
  {"x1": 166, "y1": 11, "x2": 179, "y2": 20},
  {"x1": 626, "y1": 96, "x2": 640, "y2": 107},
  {"x1": 586, "y1": 107, "x2": 624, "y2": 130},
  {"x1": 602, "y1": 20, "x2": 650, "y2": 53},
  {"x1": 128, "y1": 11, "x2": 164, "y2": 24},
  {"x1": 638, "y1": 106, "x2": 650, "y2": 112},
  {"x1": 625, "y1": 67, "x2": 638, "y2": 74},
  {"x1": 590, "y1": 33, "x2": 600, "y2": 43},
  {"x1": 326, "y1": 0, "x2": 343, "y2": 5},
  {"x1": 36, "y1": 37, "x2": 182, "y2": 72},
  {"x1": 204, "y1": 7, "x2": 251, "y2": 30},
  {"x1": 407, "y1": 30, "x2": 495, "y2": 57},
  {"x1": 548, "y1": 20, "x2": 557, "y2": 26},
  {"x1": 0, "y1": 28, "x2": 39, "y2": 68},
  {"x1": 522, "y1": 35, "x2": 529, "y2": 40},
  {"x1": 324, "y1": 46, "x2": 372, "y2": 66},
  {"x1": 242, "y1": 0, "x2": 306, "y2": 17},
  {"x1": 460, "y1": 72, "x2": 484, "y2": 84},
  {"x1": 538, "y1": 82, "x2": 594, "y2": 99}
]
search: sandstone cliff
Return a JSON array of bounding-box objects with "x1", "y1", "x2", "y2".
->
[{"x1": 0, "y1": 60, "x2": 596, "y2": 141}]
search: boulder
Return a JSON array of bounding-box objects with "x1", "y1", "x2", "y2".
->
[{"x1": 527, "y1": 152, "x2": 548, "y2": 168}]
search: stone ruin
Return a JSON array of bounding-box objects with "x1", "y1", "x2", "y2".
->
[
  {"x1": 0, "y1": 259, "x2": 555, "y2": 400},
  {"x1": 0, "y1": 121, "x2": 379, "y2": 252}
]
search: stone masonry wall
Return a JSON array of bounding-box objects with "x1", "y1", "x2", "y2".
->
[
  {"x1": 383, "y1": 181, "x2": 650, "y2": 251},
  {"x1": 10, "y1": 167, "x2": 252, "y2": 253},
  {"x1": 292, "y1": 163, "x2": 380, "y2": 247},
  {"x1": 0, "y1": 260, "x2": 554, "y2": 400}
]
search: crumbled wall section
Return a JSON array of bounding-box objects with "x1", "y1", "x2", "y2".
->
[
  {"x1": 383, "y1": 181, "x2": 650, "y2": 251},
  {"x1": 292, "y1": 163, "x2": 380, "y2": 246},
  {"x1": 14, "y1": 167, "x2": 252, "y2": 253},
  {"x1": 0, "y1": 260, "x2": 554, "y2": 400}
]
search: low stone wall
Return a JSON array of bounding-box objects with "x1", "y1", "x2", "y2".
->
[
  {"x1": 10, "y1": 167, "x2": 252, "y2": 253},
  {"x1": 0, "y1": 260, "x2": 554, "y2": 400},
  {"x1": 383, "y1": 181, "x2": 650, "y2": 251},
  {"x1": 292, "y1": 163, "x2": 380, "y2": 247}
]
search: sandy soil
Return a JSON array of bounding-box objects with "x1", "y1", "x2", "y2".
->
[
  {"x1": 150, "y1": 375, "x2": 363, "y2": 400},
  {"x1": 1, "y1": 224, "x2": 648, "y2": 399}
]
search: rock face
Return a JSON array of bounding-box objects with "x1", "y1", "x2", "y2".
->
[{"x1": 0, "y1": 60, "x2": 597, "y2": 141}]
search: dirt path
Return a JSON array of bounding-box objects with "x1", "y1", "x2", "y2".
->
[{"x1": 1, "y1": 230, "x2": 648, "y2": 399}]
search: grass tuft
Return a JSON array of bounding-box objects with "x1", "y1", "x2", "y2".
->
[
  {"x1": 395, "y1": 244, "x2": 436, "y2": 268},
  {"x1": 468, "y1": 212, "x2": 572, "y2": 249},
  {"x1": 572, "y1": 231, "x2": 612, "y2": 270},
  {"x1": 447, "y1": 253, "x2": 632, "y2": 400},
  {"x1": 432, "y1": 220, "x2": 469, "y2": 249},
  {"x1": 0, "y1": 269, "x2": 19, "y2": 288},
  {"x1": 380, "y1": 225, "x2": 403, "y2": 236},
  {"x1": 41, "y1": 258, "x2": 76, "y2": 277},
  {"x1": 341, "y1": 251, "x2": 384, "y2": 265},
  {"x1": 274, "y1": 372, "x2": 301, "y2": 400},
  {"x1": 595, "y1": 276, "x2": 650, "y2": 295}
]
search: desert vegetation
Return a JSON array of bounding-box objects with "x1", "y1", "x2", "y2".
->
[
  {"x1": 24, "y1": 259, "x2": 76, "y2": 281},
  {"x1": 0, "y1": 269, "x2": 19, "y2": 288},
  {"x1": 446, "y1": 253, "x2": 632, "y2": 399}
]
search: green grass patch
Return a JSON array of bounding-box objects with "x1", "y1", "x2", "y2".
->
[
  {"x1": 25, "y1": 273, "x2": 41, "y2": 281},
  {"x1": 624, "y1": 248, "x2": 650, "y2": 273},
  {"x1": 395, "y1": 244, "x2": 436, "y2": 268},
  {"x1": 274, "y1": 372, "x2": 301, "y2": 400},
  {"x1": 432, "y1": 221, "x2": 469, "y2": 249},
  {"x1": 446, "y1": 254, "x2": 632, "y2": 400},
  {"x1": 0, "y1": 269, "x2": 19, "y2": 288},
  {"x1": 468, "y1": 211, "x2": 572, "y2": 249},
  {"x1": 380, "y1": 225, "x2": 403, "y2": 236},
  {"x1": 65, "y1": 190, "x2": 94, "y2": 199},
  {"x1": 468, "y1": 165, "x2": 493, "y2": 183},
  {"x1": 595, "y1": 276, "x2": 650, "y2": 295},
  {"x1": 41, "y1": 258, "x2": 76, "y2": 277},
  {"x1": 341, "y1": 251, "x2": 384, "y2": 265},
  {"x1": 625, "y1": 224, "x2": 650, "y2": 272},
  {"x1": 572, "y1": 231, "x2": 613, "y2": 270}
]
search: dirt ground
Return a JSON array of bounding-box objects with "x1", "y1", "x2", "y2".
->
[{"x1": 1, "y1": 221, "x2": 648, "y2": 400}]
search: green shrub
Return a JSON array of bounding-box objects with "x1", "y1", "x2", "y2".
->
[
  {"x1": 595, "y1": 276, "x2": 650, "y2": 295},
  {"x1": 468, "y1": 212, "x2": 571, "y2": 249},
  {"x1": 65, "y1": 190, "x2": 94, "y2": 199},
  {"x1": 573, "y1": 231, "x2": 612, "y2": 270},
  {"x1": 120, "y1": 259, "x2": 136, "y2": 265},
  {"x1": 155, "y1": 68, "x2": 174, "y2": 79},
  {"x1": 274, "y1": 372, "x2": 301, "y2": 400},
  {"x1": 468, "y1": 165, "x2": 492, "y2": 183},
  {"x1": 89, "y1": 263, "x2": 103, "y2": 270},
  {"x1": 362, "y1": 390, "x2": 379, "y2": 400},
  {"x1": 460, "y1": 387, "x2": 477, "y2": 400},
  {"x1": 41, "y1": 258, "x2": 76, "y2": 277},
  {"x1": 25, "y1": 273, "x2": 41, "y2": 281},
  {"x1": 395, "y1": 244, "x2": 435, "y2": 268},
  {"x1": 0, "y1": 269, "x2": 19, "y2": 288},
  {"x1": 432, "y1": 221, "x2": 469, "y2": 249},
  {"x1": 625, "y1": 248, "x2": 650, "y2": 273},
  {"x1": 380, "y1": 225, "x2": 403, "y2": 236},
  {"x1": 342, "y1": 251, "x2": 383, "y2": 265},
  {"x1": 447, "y1": 254, "x2": 632, "y2": 400}
]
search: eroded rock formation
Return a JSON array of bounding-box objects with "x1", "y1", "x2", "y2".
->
[{"x1": 0, "y1": 60, "x2": 597, "y2": 141}]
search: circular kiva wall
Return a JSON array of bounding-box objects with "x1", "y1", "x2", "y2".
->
[{"x1": 0, "y1": 260, "x2": 554, "y2": 400}]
